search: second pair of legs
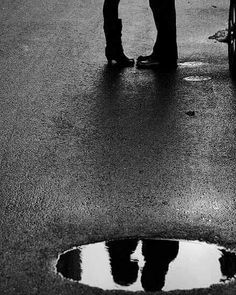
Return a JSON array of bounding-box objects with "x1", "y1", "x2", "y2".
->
[{"x1": 103, "y1": 0, "x2": 178, "y2": 69}]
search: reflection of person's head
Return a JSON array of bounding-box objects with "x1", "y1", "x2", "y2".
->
[
  {"x1": 106, "y1": 239, "x2": 139, "y2": 286},
  {"x1": 141, "y1": 240, "x2": 179, "y2": 292},
  {"x1": 219, "y1": 249, "x2": 236, "y2": 279},
  {"x1": 56, "y1": 249, "x2": 82, "y2": 281}
]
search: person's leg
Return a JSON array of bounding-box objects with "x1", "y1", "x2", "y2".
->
[
  {"x1": 103, "y1": 0, "x2": 119, "y2": 23},
  {"x1": 103, "y1": 0, "x2": 134, "y2": 66},
  {"x1": 150, "y1": 0, "x2": 177, "y2": 62},
  {"x1": 137, "y1": 0, "x2": 177, "y2": 68}
]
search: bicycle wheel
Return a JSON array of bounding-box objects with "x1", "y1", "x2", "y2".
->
[{"x1": 228, "y1": 0, "x2": 236, "y2": 77}]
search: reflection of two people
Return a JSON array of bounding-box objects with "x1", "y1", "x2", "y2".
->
[
  {"x1": 106, "y1": 239, "x2": 179, "y2": 292},
  {"x1": 56, "y1": 239, "x2": 236, "y2": 292},
  {"x1": 56, "y1": 239, "x2": 179, "y2": 291}
]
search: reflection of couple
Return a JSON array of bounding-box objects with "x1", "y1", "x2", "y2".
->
[
  {"x1": 56, "y1": 239, "x2": 179, "y2": 292},
  {"x1": 106, "y1": 239, "x2": 179, "y2": 292},
  {"x1": 56, "y1": 239, "x2": 236, "y2": 292}
]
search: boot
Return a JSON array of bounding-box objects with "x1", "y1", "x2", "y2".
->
[
  {"x1": 136, "y1": 38, "x2": 178, "y2": 69},
  {"x1": 136, "y1": 53, "x2": 177, "y2": 69},
  {"x1": 104, "y1": 19, "x2": 134, "y2": 67}
]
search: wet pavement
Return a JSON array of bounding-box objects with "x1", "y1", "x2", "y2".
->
[{"x1": 1, "y1": 0, "x2": 236, "y2": 294}]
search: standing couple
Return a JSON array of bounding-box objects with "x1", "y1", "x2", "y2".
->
[{"x1": 103, "y1": 0, "x2": 178, "y2": 69}]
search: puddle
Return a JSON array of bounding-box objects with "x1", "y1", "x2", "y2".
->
[
  {"x1": 55, "y1": 239, "x2": 236, "y2": 292},
  {"x1": 178, "y1": 61, "x2": 208, "y2": 68},
  {"x1": 183, "y1": 76, "x2": 211, "y2": 82}
]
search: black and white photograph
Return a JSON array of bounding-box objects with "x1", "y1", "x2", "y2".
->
[{"x1": 1, "y1": 0, "x2": 236, "y2": 294}]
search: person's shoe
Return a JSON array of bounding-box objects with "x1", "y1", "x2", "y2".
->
[
  {"x1": 104, "y1": 19, "x2": 134, "y2": 67},
  {"x1": 106, "y1": 47, "x2": 135, "y2": 67},
  {"x1": 137, "y1": 54, "x2": 156, "y2": 62},
  {"x1": 136, "y1": 54, "x2": 177, "y2": 69}
]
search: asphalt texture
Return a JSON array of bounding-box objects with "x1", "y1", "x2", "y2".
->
[{"x1": 1, "y1": 0, "x2": 236, "y2": 294}]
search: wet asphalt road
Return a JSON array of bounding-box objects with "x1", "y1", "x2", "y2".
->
[{"x1": 1, "y1": 0, "x2": 236, "y2": 294}]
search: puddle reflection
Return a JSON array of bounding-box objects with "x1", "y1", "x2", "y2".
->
[{"x1": 56, "y1": 239, "x2": 236, "y2": 292}]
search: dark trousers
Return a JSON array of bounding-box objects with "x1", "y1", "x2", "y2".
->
[
  {"x1": 103, "y1": 0, "x2": 120, "y2": 23},
  {"x1": 103, "y1": 0, "x2": 178, "y2": 61},
  {"x1": 149, "y1": 0, "x2": 177, "y2": 61}
]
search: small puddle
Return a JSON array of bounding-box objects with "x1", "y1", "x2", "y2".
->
[
  {"x1": 183, "y1": 76, "x2": 211, "y2": 82},
  {"x1": 178, "y1": 61, "x2": 208, "y2": 68},
  {"x1": 55, "y1": 239, "x2": 236, "y2": 292}
]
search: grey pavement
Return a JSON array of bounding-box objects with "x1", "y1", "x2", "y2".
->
[{"x1": 1, "y1": 0, "x2": 236, "y2": 294}]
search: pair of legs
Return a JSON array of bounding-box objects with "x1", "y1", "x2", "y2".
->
[
  {"x1": 103, "y1": 0, "x2": 178, "y2": 68},
  {"x1": 103, "y1": 0, "x2": 134, "y2": 66}
]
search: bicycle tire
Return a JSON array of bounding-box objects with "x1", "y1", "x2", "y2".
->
[{"x1": 228, "y1": 0, "x2": 236, "y2": 77}]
